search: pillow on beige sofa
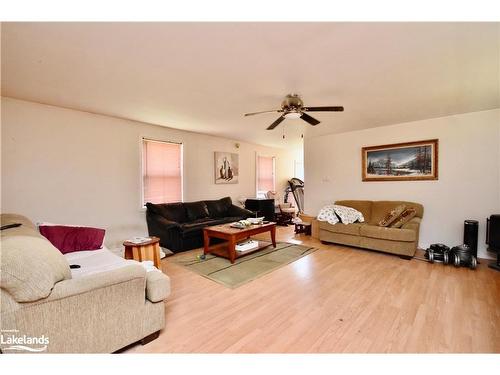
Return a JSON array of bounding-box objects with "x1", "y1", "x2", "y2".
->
[
  {"x1": 1, "y1": 235, "x2": 71, "y2": 302},
  {"x1": 390, "y1": 207, "x2": 417, "y2": 228},
  {"x1": 378, "y1": 204, "x2": 406, "y2": 227}
]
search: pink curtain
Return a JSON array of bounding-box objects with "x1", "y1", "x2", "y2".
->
[
  {"x1": 143, "y1": 140, "x2": 182, "y2": 204},
  {"x1": 258, "y1": 156, "x2": 275, "y2": 192}
]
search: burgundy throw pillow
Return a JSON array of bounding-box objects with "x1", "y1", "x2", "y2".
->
[{"x1": 39, "y1": 225, "x2": 105, "y2": 254}]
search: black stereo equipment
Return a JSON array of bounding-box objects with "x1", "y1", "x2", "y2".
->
[
  {"x1": 245, "y1": 198, "x2": 275, "y2": 222},
  {"x1": 464, "y1": 220, "x2": 479, "y2": 259},
  {"x1": 486, "y1": 215, "x2": 500, "y2": 272}
]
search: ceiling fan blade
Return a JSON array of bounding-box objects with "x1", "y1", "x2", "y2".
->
[
  {"x1": 244, "y1": 109, "x2": 282, "y2": 117},
  {"x1": 300, "y1": 112, "x2": 321, "y2": 126},
  {"x1": 303, "y1": 106, "x2": 344, "y2": 112},
  {"x1": 267, "y1": 115, "x2": 286, "y2": 130}
]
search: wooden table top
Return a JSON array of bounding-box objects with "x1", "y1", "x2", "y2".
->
[
  {"x1": 204, "y1": 222, "x2": 275, "y2": 235},
  {"x1": 123, "y1": 236, "x2": 160, "y2": 247}
]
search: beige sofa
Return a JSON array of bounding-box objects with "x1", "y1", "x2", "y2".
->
[
  {"x1": 319, "y1": 200, "x2": 423, "y2": 258},
  {"x1": 0, "y1": 213, "x2": 170, "y2": 353}
]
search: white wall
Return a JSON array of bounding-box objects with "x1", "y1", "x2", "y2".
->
[
  {"x1": 305, "y1": 109, "x2": 500, "y2": 259},
  {"x1": 1, "y1": 98, "x2": 299, "y2": 248}
]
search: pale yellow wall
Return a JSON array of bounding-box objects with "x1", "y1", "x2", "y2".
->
[
  {"x1": 1, "y1": 97, "x2": 299, "y2": 248},
  {"x1": 304, "y1": 109, "x2": 500, "y2": 259}
]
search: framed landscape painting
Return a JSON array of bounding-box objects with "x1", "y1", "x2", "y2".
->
[
  {"x1": 362, "y1": 139, "x2": 438, "y2": 181},
  {"x1": 214, "y1": 152, "x2": 239, "y2": 184}
]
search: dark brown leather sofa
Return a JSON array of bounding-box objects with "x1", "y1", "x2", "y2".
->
[{"x1": 146, "y1": 197, "x2": 254, "y2": 253}]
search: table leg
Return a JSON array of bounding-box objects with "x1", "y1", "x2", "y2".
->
[
  {"x1": 228, "y1": 237, "x2": 236, "y2": 263},
  {"x1": 124, "y1": 246, "x2": 132, "y2": 260},
  {"x1": 203, "y1": 230, "x2": 210, "y2": 255},
  {"x1": 153, "y1": 243, "x2": 161, "y2": 269},
  {"x1": 270, "y1": 226, "x2": 277, "y2": 247},
  {"x1": 133, "y1": 246, "x2": 143, "y2": 262}
]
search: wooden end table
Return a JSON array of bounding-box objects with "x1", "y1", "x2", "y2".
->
[
  {"x1": 123, "y1": 236, "x2": 161, "y2": 269},
  {"x1": 203, "y1": 222, "x2": 276, "y2": 263}
]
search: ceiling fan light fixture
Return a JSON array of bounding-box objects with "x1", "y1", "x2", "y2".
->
[
  {"x1": 244, "y1": 94, "x2": 344, "y2": 130},
  {"x1": 284, "y1": 112, "x2": 302, "y2": 119}
]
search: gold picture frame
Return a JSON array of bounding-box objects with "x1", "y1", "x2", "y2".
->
[{"x1": 362, "y1": 139, "x2": 439, "y2": 181}]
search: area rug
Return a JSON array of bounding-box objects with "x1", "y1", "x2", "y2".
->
[{"x1": 171, "y1": 242, "x2": 317, "y2": 288}]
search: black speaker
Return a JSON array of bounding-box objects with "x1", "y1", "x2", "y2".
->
[
  {"x1": 464, "y1": 220, "x2": 479, "y2": 259},
  {"x1": 486, "y1": 215, "x2": 500, "y2": 252},
  {"x1": 486, "y1": 215, "x2": 500, "y2": 271}
]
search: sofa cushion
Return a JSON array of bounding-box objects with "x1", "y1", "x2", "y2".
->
[
  {"x1": 180, "y1": 219, "x2": 224, "y2": 235},
  {"x1": 378, "y1": 204, "x2": 406, "y2": 227},
  {"x1": 218, "y1": 217, "x2": 245, "y2": 223},
  {"x1": 391, "y1": 208, "x2": 417, "y2": 228},
  {"x1": 319, "y1": 221, "x2": 364, "y2": 236},
  {"x1": 146, "y1": 202, "x2": 187, "y2": 223},
  {"x1": 184, "y1": 201, "x2": 210, "y2": 221},
  {"x1": 63, "y1": 247, "x2": 136, "y2": 278},
  {"x1": 371, "y1": 201, "x2": 423, "y2": 225},
  {"x1": 205, "y1": 197, "x2": 232, "y2": 218},
  {"x1": 1, "y1": 235, "x2": 72, "y2": 302},
  {"x1": 360, "y1": 225, "x2": 416, "y2": 242},
  {"x1": 335, "y1": 200, "x2": 373, "y2": 223}
]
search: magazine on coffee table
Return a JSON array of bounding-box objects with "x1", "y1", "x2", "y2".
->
[{"x1": 235, "y1": 239, "x2": 259, "y2": 252}]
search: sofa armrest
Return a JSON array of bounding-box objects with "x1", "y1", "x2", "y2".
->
[
  {"x1": 39, "y1": 265, "x2": 146, "y2": 303},
  {"x1": 146, "y1": 213, "x2": 183, "y2": 249},
  {"x1": 149, "y1": 214, "x2": 182, "y2": 230},
  {"x1": 227, "y1": 204, "x2": 254, "y2": 218},
  {"x1": 146, "y1": 270, "x2": 171, "y2": 302},
  {"x1": 401, "y1": 217, "x2": 421, "y2": 231}
]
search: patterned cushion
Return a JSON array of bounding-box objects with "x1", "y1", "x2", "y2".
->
[
  {"x1": 317, "y1": 205, "x2": 365, "y2": 225},
  {"x1": 378, "y1": 204, "x2": 406, "y2": 227},
  {"x1": 333, "y1": 205, "x2": 365, "y2": 224},
  {"x1": 390, "y1": 208, "x2": 417, "y2": 228},
  {"x1": 317, "y1": 205, "x2": 339, "y2": 225}
]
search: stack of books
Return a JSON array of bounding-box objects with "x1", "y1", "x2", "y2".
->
[{"x1": 235, "y1": 239, "x2": 259, "y2": 252}]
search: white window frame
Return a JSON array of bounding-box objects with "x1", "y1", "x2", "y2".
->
[
  {"x1": 294, "y1": 160, "x2": 304, "y2": 181},
  {"x1": 141, "y1": 137, "x2": 184, "y2": 208}
]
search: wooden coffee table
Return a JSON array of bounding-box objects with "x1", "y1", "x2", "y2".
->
[{"x1": 203, "y1": 222, "x2": 276, "y2": 263}]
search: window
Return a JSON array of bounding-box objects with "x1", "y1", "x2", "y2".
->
[
  {"x1": 256, "y1": 155, "x2": 276, "y2": 196},
  {"x1": 294, "y1": 160, "x2": 304, "y2": 181},
  {"x1": 142, "y1": 139, "x2": 182, "y2": 205}
]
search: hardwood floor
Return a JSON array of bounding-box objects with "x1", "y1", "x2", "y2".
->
[{"x1": 127, "y1": 226, "x2": 500, "y2": 353}]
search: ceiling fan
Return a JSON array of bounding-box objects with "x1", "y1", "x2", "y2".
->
[{"x1": 244, "y1": 93, "x2": 344, "y2": 130}]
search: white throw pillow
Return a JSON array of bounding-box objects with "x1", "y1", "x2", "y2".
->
[
  {"x1": 317, "y1": 205, "x2": 340, "y2": 225},
  {"x1": 317, "y1": 204, "x2": 365, "y2": 225},
  {"x1": 333, "y1": 205, "x2": 365, "y2": 224}
]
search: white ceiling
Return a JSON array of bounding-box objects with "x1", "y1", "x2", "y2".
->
[{"x1": 2, "y1": 22, "x2": 499, "y2": 147}]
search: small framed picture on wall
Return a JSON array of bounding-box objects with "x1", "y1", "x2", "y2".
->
[
  {"x1": 214, "y1": 152, "x2": 239, "y2": 184},
  {"x1": 362, "y1": 139, "x2": 439, "y2": 182}
]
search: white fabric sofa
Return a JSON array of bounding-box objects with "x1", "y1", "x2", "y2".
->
[{"x1": 0, "y1": 213, "x2": 170, "y2": 353}]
